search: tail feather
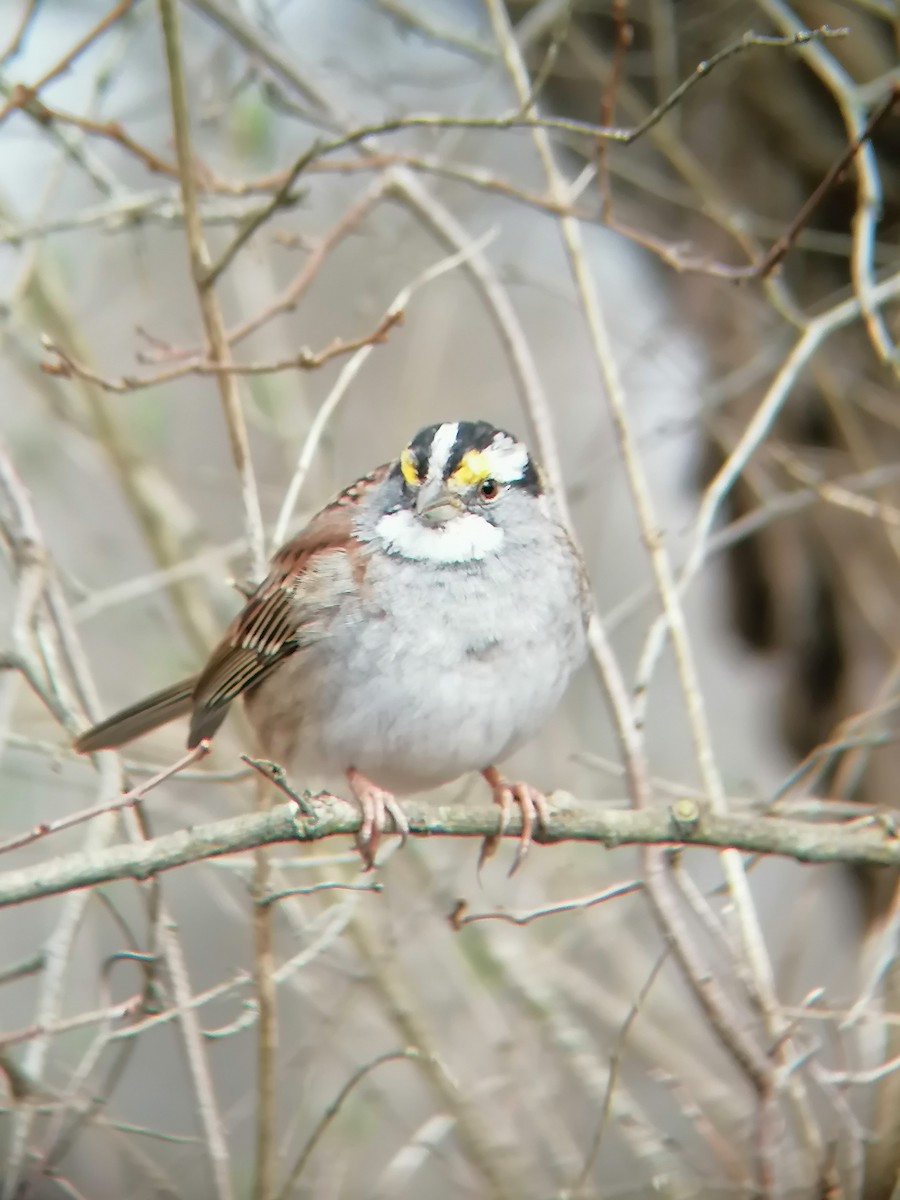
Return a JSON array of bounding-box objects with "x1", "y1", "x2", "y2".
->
[{"x1": 73, "y1": 676, "x2": 199, "y2": 754}]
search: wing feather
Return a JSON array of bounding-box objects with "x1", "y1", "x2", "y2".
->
[{"x1": 186, "y1": 463, "x2": 389, "y2": 746}]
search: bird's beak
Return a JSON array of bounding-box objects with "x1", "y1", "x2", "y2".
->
[{"x1": 415, "y1": 479, "x2": 463, "y2": 527}]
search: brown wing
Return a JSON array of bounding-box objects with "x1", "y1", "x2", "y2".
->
[
  {"x1": 74, "y1": 676, "x2": 199, "y2": 753},
  {"x1": 187, "y1": 464, "x2": 390, "y2": 746}
]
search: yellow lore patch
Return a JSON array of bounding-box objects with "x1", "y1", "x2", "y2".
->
[
  {"x1": 450, "y1": 449, "x2": 491, "y2": 487},
  {"x1": 399, "y1": 449, "x2": 420, "y2": 486}
]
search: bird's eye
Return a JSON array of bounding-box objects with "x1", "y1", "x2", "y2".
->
[{"x1": 479, "y1": 478, "x2": 500, "y2": 501}]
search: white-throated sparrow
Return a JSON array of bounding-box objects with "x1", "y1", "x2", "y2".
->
[{"x1": 75, "y1": 420, "x2": 590, "y2": 869}]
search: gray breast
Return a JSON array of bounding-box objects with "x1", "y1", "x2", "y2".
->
[{"x1": 250, "y1": 520, "x2": 587, "y2": 795}]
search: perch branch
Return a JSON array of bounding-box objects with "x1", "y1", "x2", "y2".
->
[{"x1": 3, "y1": 797, "x2": 900, "y2": 909}]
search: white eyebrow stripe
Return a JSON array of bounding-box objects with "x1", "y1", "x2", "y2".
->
[
  {"x1": 427, "y1": 422, "x2": 460, "y2": 480},
  {"x1": 486, "y1": 433, "x2": 529, "y2": 483}
]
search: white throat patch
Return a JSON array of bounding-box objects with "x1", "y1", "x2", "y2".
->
[{"x1": 376, "y1": 508, "x2": 503, "y2": 563}]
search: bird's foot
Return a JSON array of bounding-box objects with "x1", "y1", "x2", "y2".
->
[
  {"x1": 346, "y1": 768, "x2": 409, "y2": 869},
  {"x1": 479, "y1": 766, "x2": 550, "y2": 876}
]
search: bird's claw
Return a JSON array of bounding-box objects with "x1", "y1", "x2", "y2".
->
[
  {"x1": 479, "y1": 768, "x2": 550, "y2": 876},
  {"x1": 347, "y1": 768, "x2": 409, "y2": 870}
]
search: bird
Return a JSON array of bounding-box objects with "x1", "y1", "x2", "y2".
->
[{"x1": 74, "y1": 420, "x2": 591, "y2": 870}]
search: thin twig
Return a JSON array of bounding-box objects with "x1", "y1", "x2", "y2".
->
[
  {"x1": 157, "y1": 0, "x2": 266, "y2": 582},
  {"x1": 485, "y1": 0, "x2": 780, "y2": 1111},
  {"x1": 755, "y1": 83, "x2": 900, "y2": 280},
  {"x1": 219, "y1": 179, "x2": 387, "y2": 351},
  {"x1": 3, "y1": 90, "x2": 182, "y2": 178},
  {"x1": 0, "y1": 0, "x2": 40, "y2": 66},
  {"x1": 595, "y1": 0, "x2": 630, "y2": 223},
  {"x1": 259, "y1": 880, "x2": 382, "y2": 906},
  {"x1": 158, "y1": 917, "x2": 235, "y2": 1199},
  {"x1": 678, "y1": 269, "x2": 900, "y2": 614},
  {"x1": 449, "y1": 880, "x2": 642, "y2": 928},
  {"x1": 159, "y1": 9, "x2": 272, "y2": 1175},
  {"x1": 40, "y1": 310, "x2": 403, "y2": 391},
  {"x1": 375, "y1": 0, "x2": 494, "y2": 61},
  {"x1": 0, "y1": 743, "x2": 209, "y2": 857},
  {"x1": 758, "y1": 0, "x2": 899, "y2": 370},
  {"x1": 571, "y1": 948, "x2": 670, "y2": 1193},
  {"x1": 271, "y1": 227, "x2": 497, "y2": 546},
  {"x1": 0, "y1": 952, "x2": 45, "y2": 988},
  {"x1": 274, "y1": 1050, "x2": 420, "y2": 1200},
  {"x1": 204, "y1": 25, "x2": 846, "y2": 285},
  {"x1": 251, "y1": 770, "x2": 277, "y2": 1200},
  {"x1": 0, "y1": 0, "x2": 140, "y2": 125},
  {"x1": 0, "y1": 443, "x2": 128, "y2": 1200},
  {"x1": 346, "y1": 901, "x2": 526, "y2": 1198}
]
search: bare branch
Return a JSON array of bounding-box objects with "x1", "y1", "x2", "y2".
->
[
  {"x1": 0, "y1": 0, "x2": 40, "y2": 67},
  {"x1": 39, "y1": 310, "x2": 404, "y2": 392},
  {"x1": 0, "y1": 743, "x2": 209, "y2": 857},
  {"x1": 204, "y1": 25, "x2": 848, "y2": 285},
  {"x1": 3, "y1": 797, "x2": 900, "y2": 910},
  {"x1": 485, "y1": 0, "x2": 780, "y2": 1114},
  {"x1": 449, "y1": 880, "x2": 643, "y2": 929},
  {"x1": 274, "y1": 1049, "x2": 421, "y2": 1200},
  {"x1": 157, "y1": 0, "x2": 265, "y2": 580},
  {"x1": 0, "y1": 0, "x2": 139, "y2": 126}
]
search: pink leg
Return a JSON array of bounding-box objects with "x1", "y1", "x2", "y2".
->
[
  {"x1": 480, "y1": 766, "x2": 550, "y2": 876},
  {"x1": 346, "y1": 768, "x2": 409, "y2": 869}
]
